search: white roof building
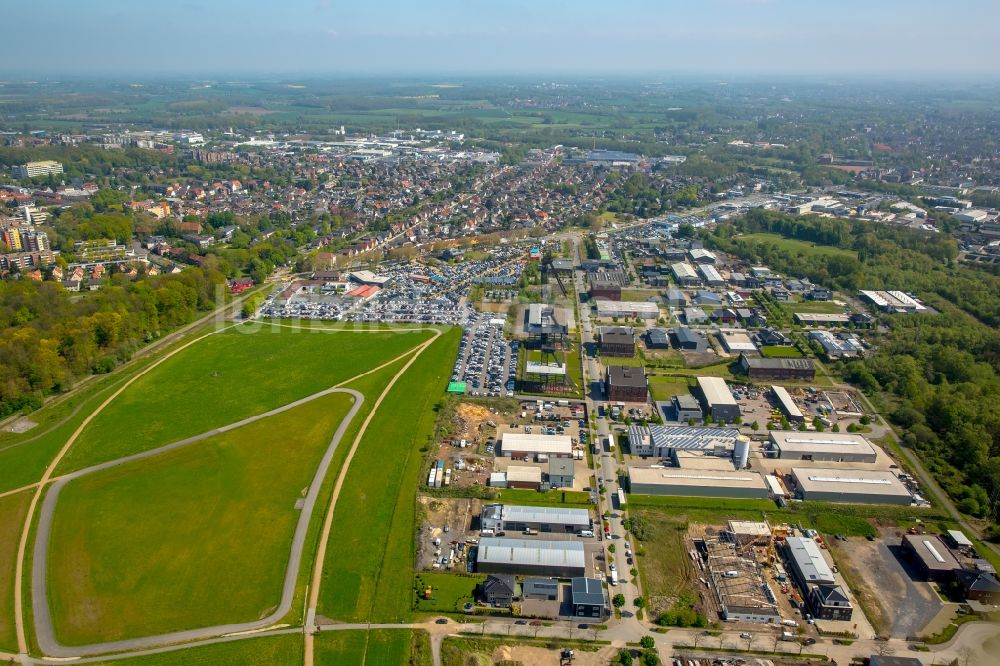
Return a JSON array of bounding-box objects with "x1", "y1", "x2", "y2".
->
[{"x1": 499, "y1": 433, "x2": 573, "y2": 457}]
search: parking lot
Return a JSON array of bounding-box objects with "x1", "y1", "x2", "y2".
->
[
  {"x1": 831, "y1": 529, "x2": 944, "y2": 638},
  {"x1": 452, "y1": 313, "x2": 517, "y2": 396}
]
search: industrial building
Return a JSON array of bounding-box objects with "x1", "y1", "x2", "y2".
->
[
  {"x1": 499, "y1": 433, "x2": 573, "y2": 459},
  {"x1": 769, "y1": 431, "x2": 877, "y2": 463},
  {"x1": 595, "y1": 299, "x2": 659, "y2": 320},
  {"x1": 695, "y1": 376, "x2": 740, "y2": 422},
  {"x1": 770, "y1": 385, "x2": 805, "y2": 424},
  {"x1": 672, "y1": 327, "x2": 709, "y2": 352},
  {"x1": 480, "y1": 504, "x2": 591, "y2": 534},
  {"x1": 671, "y1": 262, "x2": 701, "y2": 286},
  {"x1": 791, "y1": 468, "x2": 912, "y2": 505},
  {"x1": 570, "y1": 577, "x2": 608, "y2": 618},
  {"x1": 782, "y1": 536, "x2": 836, "y2": 588},
  {"x1": 718, "y1": 330, "x2": 757, "y2": 354},
  {"x1": 605, "y1": 365, "x2": 648, "y2": 403},
  {"x1": 645, "y1": 328, "x2": 671, "y2": 349},
  {"x1": 476, "y1": 537, "x2": 587, "y2": 577},
  {"x1": 627, "y1": 424, "x2": 739, "y2": 458},
  {"x1": 627, "y1": 466, "x2": 768, "y2": 499},
  {"x1": 859, "y1": 290, "x2": 927, "y2": 314},
  {"x1": 699, "y1": 263, "x2": 726, "y2": 286},
  {"x1": 599, "y1": 327, "x2": 635, "y2": 357},
  {"x1": 671, "y1": 394, "x2": 703, "y2": 422},
  {"x1": 739, "y1": 354, "x2": 816, "y2": 381},
  {"x1": 900, "y1": 534, "x2": 962, "y2": 582},
  {"x1": 588, "y1": 271, "x2": 626, "y2": 300}
]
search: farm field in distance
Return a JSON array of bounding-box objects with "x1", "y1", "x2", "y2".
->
[
  {"x1": 46, "y1": 390, "x2": 357, "y2": 645},
  {"x1": 56, "y1": 325, "x2": 432, "y2": 473}
]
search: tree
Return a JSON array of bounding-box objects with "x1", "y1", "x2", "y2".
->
[
  {"x1": 608, "y1": 543, "x2": 616, "y2": 554},
  {"x1": 641, "y1": 649, "x2": 660, "y2": 666},
  {"x1": 832, "y1": 423, "x2": 841, "y2": 432},
  {"x1": 617, "y1": 649, "x2": 633, "y2": 666},
  {"x1": 751, "y1": 421, "x2": 759, "y2": 431},
  {"x1": 634, "y1": 597, "x2": 647, "y2": 609},
  {"x1": 640, "y1": 635, "x2": 655, "y2": 649},
  {"x1": 612, "y1": 593, "x2": 626, "y2": 608}
]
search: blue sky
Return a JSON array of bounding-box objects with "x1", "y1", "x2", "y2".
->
[{"x1": 4, "y1": 0, "x2": 999, "y2": 77}]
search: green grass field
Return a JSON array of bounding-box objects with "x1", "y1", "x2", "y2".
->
[
  {"x1": 632, "y1": 510, "x2": 696, "y2": 603},
  {"x1": 0, "y1": 490, "x2": 31, "y2": 651},
  {"x1": 318, "y1": 329, "x2": 460, "y2": 623},
  {"x1": 738, "y1": 233, "x2": 857, "y2": 259},
  {"x1": 787, "y1": 300, "x2": 850, "y2": 314},
  {"x1": 47, "y1": 391, "x2": 356, "y2": 645},
  {"x1": 759, "y1": 346, "x2": 804, "y2": 358},
  {"x1": 811, "y1": 513, "x2": 876, "y2": 538},
  {"x1": 57, "y1": 326, "x2": 432, "y2": 473},
  {"x1": 647, "y1": 377, "x2": 692, "y2": 402},
  {"x1": 492, "y1": 488, "x2": 592, "y2": 507},
  {"x1": 314, "y1": 629, "x2": 431, "y2": 666},
  {"x1": 412, "y1": 572, "x2": 484, "y2": 614},
  {"x1": 87, "y1": 634, "x2": 303, "y2": 666},
  {"x1": 0, "y1": 323, "x2": 228, "y2": 494}
]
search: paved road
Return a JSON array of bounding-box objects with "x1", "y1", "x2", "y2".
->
[{"x1": 31, "y1": 386, "x2": 365, "y2": 658}]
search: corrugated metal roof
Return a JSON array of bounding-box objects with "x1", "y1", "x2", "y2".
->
[
  {"x1": 784, "y1": 537, "x2": 835, "y2": 584},
  {"x1": 501, "y1": 505, "x2": 590, "y2": 527},
  {"x1": 477, "y1": 537, "x2": 586, "y2": 569}
]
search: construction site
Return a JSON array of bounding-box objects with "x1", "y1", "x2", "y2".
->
[{"x1": 687, "y1": 520, "x2": 813, "y2": 632}]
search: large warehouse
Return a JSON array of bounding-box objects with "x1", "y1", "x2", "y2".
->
[
  {"x1": 499, "y1": 433, "x2": 573, "y2": 459},
  {"x1": 595, "y1": 299, "x2": 660, "y2": 320},
  {"x1": 695, "y1": 376, "x2": 740, "y2": 422},
  {"x1": 769, "y1": 431, "x2": 877, "y2": 463},
  {"x1": 791, "y1": 468, "x2": 912, "y2": 505},
  {"x1": 481, "y1": 504, "x2": 592, "y2": 534},
  {"x1": 475, "y1": 537, "x2": 586, "y2": 577},
  {"x1": 627, "y1": 466, "x2": 768, "y2": 499},
  {"x1": 627, "y1": 424, "x2": 739, "y2": 458}
]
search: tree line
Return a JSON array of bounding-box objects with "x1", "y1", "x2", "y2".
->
[{"x1": 0, "y1": 266, "x2": 226, "y2": 418}]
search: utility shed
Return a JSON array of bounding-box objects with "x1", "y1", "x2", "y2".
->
[
  {"x1": 770, "y1": 431, "x2": 877, "y2": 463},
  {"x1": 627, "y1": 466, "x2": 768, "y2": 499},
  {"x1": 695, "y1": 376, "x2": 740, "y2": 422},
  {"x1": 901, "y1": 534, "x2": 962, "y2": 581},
  {"x1": 783, "y1": 536, "x2": 835, "y2": 587},
  {"x1": 791, "y1": 467, "x2": 912, "y2": 505},
  {"x1": 476, "y1": 537, "x2": 586, "y2": 577}
]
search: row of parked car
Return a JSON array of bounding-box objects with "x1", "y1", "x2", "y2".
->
[{"x1": 453, "y1": 315, "x2": 518, "y2": 396}]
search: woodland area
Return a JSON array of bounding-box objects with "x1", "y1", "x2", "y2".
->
[{"x1": 0, "y1": 266, "x2": 226, "y2": 417}]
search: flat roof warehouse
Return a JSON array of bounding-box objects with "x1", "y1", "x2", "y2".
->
[
  {"x1": 628, "y1": 466, "x2": 767, "y2": 490},
  {"x1": 697, "y1": 376, "x2": 737, "y2": 407}
]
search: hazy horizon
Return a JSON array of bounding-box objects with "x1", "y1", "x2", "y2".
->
[{"x1": 3, "y1": 0, "x2": 999, "y2": 79}]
